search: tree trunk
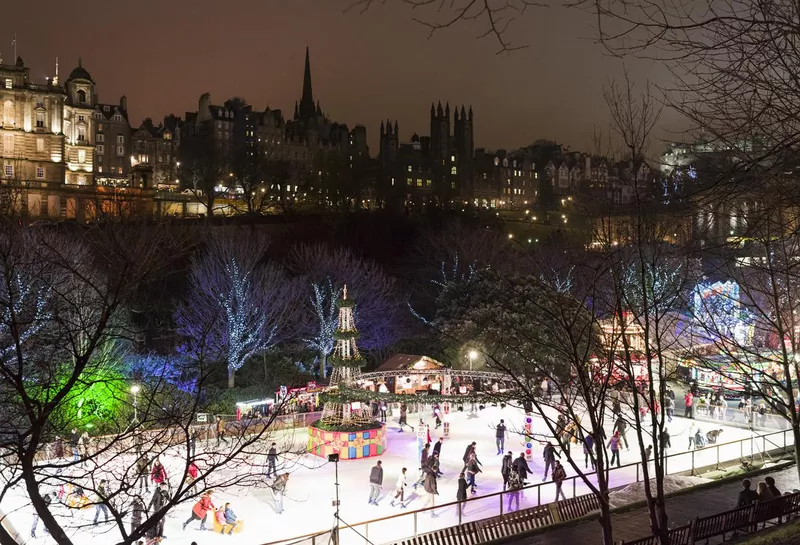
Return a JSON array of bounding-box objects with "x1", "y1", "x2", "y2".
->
[
  {"x1": 319, "y1": 352, "x2": 327, "y2": 379},
  {"x1": 793, "y1": 423, "x2": 800, "y2": 482},
  {"x1": 228, "y1": 367, "x2": 235, "y2": 389}
]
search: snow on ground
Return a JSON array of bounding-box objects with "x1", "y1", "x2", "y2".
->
[
  {"x1": 608, "y1": 475, "x2": 712, "y2": 509},
  {"x1": 4, "y1": 403, "x2": 789, "y2": 545}
]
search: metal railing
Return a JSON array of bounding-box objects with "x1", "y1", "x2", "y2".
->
[
  {"x1": 259, "y1": 428, "x2": 796, "y2": 545},
  {"x1": 693, "y1": 405, "x2": 793, "y2": 432}
]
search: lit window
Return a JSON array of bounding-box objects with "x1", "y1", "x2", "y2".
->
[
  {"x1": 407, "y1": 165, "x2": 412, "y2": 172},
  {"x1": 451, "y1": 155, "x2": 455, "y2": 162},
  {"x1": 416, "y1": 179, "x2": 423, "y2": 187},
  {"x1": 77, "y1": 127, "x2": 86, "y2": 141},
  {"x1": 451, "y1": 182, "x2": 456, "y2": 189},
  {"x1": 4, "y1": 165, "x2": 12, "y2": 177},
  {"x1": 35, "y1": 112, "x2": 45, "y2": 128},
  {"x1": 3, "y1": 79, "x2": 11, "y2": 89},
  {"x1": 36, "y1": 138, "x2": 44, "y2": 152},
  {"x1": 426, "y1": 180, "x2": 431, "y2": 187},
  {"x1": 98, "y1": 165, "x2": 103, "y2": 173},
  {"x1": 451, "y1": 166, "x2": 457, "y2": 175},
  {"x1": 406, "y1": 178, "x2": 412, "y2": 186},
  {"x1": 36, "y1": 167, "x2": 44, "y2": 179}
]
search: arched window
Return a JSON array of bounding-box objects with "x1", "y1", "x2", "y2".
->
[
  {"x1": 2, "y1": 100, "x2": 14, "y2": 126},
  {"x1": 77, "y1": 90, "x2": 86, "y2": 103}
]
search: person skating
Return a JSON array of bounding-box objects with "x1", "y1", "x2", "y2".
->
[
  {"x1": 428, "y1": 452, "x2": 441, "y2": 483},
  {"x1": 660, "y1": 428, "x2": 671, "y2": 450},
  {"x1": 688, "y1": 422, "x2": 697, "y2": 450},
  {"x1": 31, "y1": 490, "x2": 54, "y2": 538},
  {"x1": 607, "y1": 431, "x2": 622, "y2": 467},
  {"x1": 552, "y1": 460, "x2": 567, "y2": 501},
  {"x1": 665, "y1": 396, "x2": 675, "y2": 423},
  {"x1": 130, "y1": 495, "x2": 145, "y2": 537},
  {"x1": 506, "y1": 470, "x2": 522, "y2": 511},
  {"x1": 398, "y1": 403, "x2": 414, "y2": 432},
  {"x1": 542, "y1": 441, "x2": 559, "y2": 481},
  {"x1": 413, "y1": 443, "x2": 430, "y2": 489},
  {"x1": 368, "y1": 460, "x2": 383, "y2": 505},
  {"x1": 513, "y1": 452, "x2": 533, "y2": 484},
  {"x1": 432, "y1": 437, "x2": 444, "y2": 476},
  {"x1": 273, "y1": 473, "x2": 289, "y2": 514},
  {"x1": 93, "y1": 479, "x2": 110, "y2": 525},
  {"x1": 380, "y1": 402, "x2": 387, "y2": 423},
  {"x1": 433, "y1": 404, "x2": 442, "y2": 429},
  {"x1": 216, "y1": 415, "x2": 229, "y2": 446},
  {"x1": 150, "y1": 457, "x2": 167, "y2": 489},
  {"x1": 684, "y1": 391, "x2": 694, "y2": 418},
  {"x1": 186, "y1": 460, "x2": 199, "y2": 492},
  {"x1": 495, "y1": 419, "x2": 507, "y2": 454},
  {"x1": 462, "y1": 441, "x2": 477, "y2": 466},
  {"x1": 421, "y1": 463, "x2": 438, "y2": 517},
  {"x1": 706, "y1": 429, "x2": 723, "y2": 445},
  {"x1": 583, "y1": 433, "x2": 595, "y2": 470},
  {"x1": 391, "y1": 467, "x2": 408, "y2": 507},
  {"x1": 266, "y1": 442, "x2": 278, "y2": 478},
  {"x1": 613, "y1": 416, "x2": 630, "y2": 451},
  {"x1": 69, "y1": 428, "x2": 80, "y2": 462},
  {"x1": 465, "y1": 451, "x2": 482, "y2": 494},
  {"x1": 147, "y1": 484, "x2": 168, "y2": 539},
  {"x1": 457, "y1": 472, "x2": 468, "y2": 517},
  {"x1": 501, "y1": 451, "x2": 513, "y2": 490},
  {"x1": 54, "y1": 436, "x2": 64, "y2": 460},
  {"x1": 221, "y1": 502, "x2": 239, "y2": 535},
  {"x1": 183, "y1": 491, "x2": 215, "y2": 531},
  {"x1": 645, "y1": 445, "x2": 653, "y2": 461},
  {"x1": 136, "y1": 456, "x2": 150, "y2": 492}
]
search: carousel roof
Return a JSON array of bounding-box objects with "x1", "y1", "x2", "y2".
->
[{"x1": 376, "y1": 353, "x2": 446, "y2": 372}]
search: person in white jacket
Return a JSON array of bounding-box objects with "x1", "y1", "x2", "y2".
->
[{"x1": 390, "y1": 468, "x2": 408, "y2": 508}]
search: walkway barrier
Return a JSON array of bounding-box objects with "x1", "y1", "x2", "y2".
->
[
  {"x1": 620, "y1": 491, "x2": 800, "y2": 545},
  {"x1": 694, "y1": 406, "x2": 792, "y2": 433},
  {"x1": 259, "y1": 428, "x2": 795, "y2": 545}
]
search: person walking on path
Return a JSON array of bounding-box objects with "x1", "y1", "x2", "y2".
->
[
  {"x1": 398, "y1": 403, "x2": 414, "y2": 432},
  {"x1": 391, "y1": 467, "x2": 407, "y2": 507},
  {"x1": 273, "y1": 473, "x2": 289, "y2": 514},
  {"x1": 613, "y1": 416, "x2": 630, "y2": 450},
  {"x1": 552, "y1": 461, "x2": 567, "y2": 501},
  {"x1": 465, "y1": 452, "x2": 482, "y2": 494},
  {"x1": 496, "y1": 420, "x2": 507, "y2": 454},
  {"x1": 608, "y1": 431, "x2": 622, "y2": 467},
  {"x1": 93, "y1": 480, "x2": 110, "y2": 525},
  {"x1": 150, "y1": 458, "x2": 167, "y2": 489},
  {"x1": 183, "y1": 491, "x2": 215, "y2": 531},
  {"x1": 136, "y1": 456, "x2": 150, "y2": 492},
  {"x1": 266, "y1": 443, "x2": 278, "y2": 478},
  {"x1": 684, "y1": 392, "x2": 694, "y2": 418},
  {"x1": 368, "y1": 461, "x2": 383, "y2": 505},
  {"x1": 513, "y1": 452, "x2": 533, "y2": 484},
  {"x1": 501, "y1": 451, "x2": 513, "y2": 490},
  {"x1": 583, "y1": 433, "x2": 595, "y2": 470},
  {"x1": 542, "y1": 442, "x2": 559, "y2": 481},
  {"x1": 216, "y1": 416, "x2": 228, "y2": 446},
  {"x1": 457, "y1": 472, "x2": 469, "y2": 516}
]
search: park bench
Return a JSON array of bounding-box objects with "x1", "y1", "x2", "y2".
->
[{"x1": 554, "y1": 492, "x2": 602, "y2": 523}]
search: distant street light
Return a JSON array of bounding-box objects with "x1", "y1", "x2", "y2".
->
[{"x1": 467, "y1": 350, "x2": 478, "y2": 371}]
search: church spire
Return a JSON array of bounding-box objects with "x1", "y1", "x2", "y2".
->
[{"x1": 299, "y1": 47, "x2": 315, "y2": 121}]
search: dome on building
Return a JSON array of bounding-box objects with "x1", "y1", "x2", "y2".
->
[{"x1": 67, "y1": 58, "x2": 93, "y2": 83}]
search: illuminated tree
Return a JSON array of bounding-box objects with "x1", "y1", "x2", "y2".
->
[
  {"x1": 176, "y1": 230, "x2": 297, "y2": 388},
  {"x1": 303, "y1": 278, "x2": 339, "y2": 378}
]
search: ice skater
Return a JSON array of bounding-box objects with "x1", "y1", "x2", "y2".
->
[
  {"x1": 457, "y1": 472, "x2": 468, "y2": 516},
  {"x1": 495, "y1": 419, "x2": 507, "y2": 454},
  {"x1": 421, "y1": 463, "x2": 438, "y2": 517},
  {"x1": 182, "y1": 491, "x2": 215, "y2": 531},
  {"x1": 93, "y1": 480, "x2": 110, "y2": 525},
  {"x1": 216, "y1": 415, "x2": 228, "y2": 446},
  {"x1": 413, "y1": 443, "x2": 430, "y2": 489},
  {"x1": 391, "y1": 467, "x2": 407, "y2": 507},
  {"x1": 272, "y1": 473, "x2": 289, "y2": 514},
  {"x1": 501, "y1": 451, "x2": 513, "y2": 490},
  {"x1": 542, "y1": 441, "x2": 559, "y2": 481},
  {"x1": 432, "y1": 437, "x2": 444, "y2": 476},
  {"x1": 266, "y1": 442, "x2": 278, "y2": 478},
  {"x1": 514, "y1": 452, "x2": 533, "y2": 485},
  {"x1": 465, "y1": 451, "x2": 482, "y2": 494},
  {"x1": 398, "y1": 403, "x2": 414, "y2": 432},
  {"x1": 368, "y1": 460, "x2": 383, "y2": 505}
]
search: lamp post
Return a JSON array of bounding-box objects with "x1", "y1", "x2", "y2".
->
[
  {"x1": 467, "y1": 350, "x2": 478, "y2": 372},
  {"x1": 130, "y1": 385, "x2": 140, "y2": 424}
]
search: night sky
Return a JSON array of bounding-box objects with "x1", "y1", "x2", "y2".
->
[{"x1": 2, "y1": 0, "x2": 680, "y2": 154}]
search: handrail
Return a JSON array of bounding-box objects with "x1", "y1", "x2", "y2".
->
[{"x1": 259, "y1": 427, "x2": 793, "y2": 545}]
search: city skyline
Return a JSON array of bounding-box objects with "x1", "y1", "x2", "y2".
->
[{"x1": 1, "y1": 0, "x2": 682, "y2": 155}]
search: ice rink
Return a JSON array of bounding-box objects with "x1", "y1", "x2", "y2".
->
[{"x1": 5, "y1": 402, "x2": 789, "y2": 545}]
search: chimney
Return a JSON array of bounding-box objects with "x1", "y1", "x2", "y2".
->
[{"x1": 120, "y1": 95, "x2": 128, "y2": 111}]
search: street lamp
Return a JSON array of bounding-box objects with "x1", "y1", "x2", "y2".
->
[
  {"x1": 130, "y1": 385, "x2": 140, "y2": 423},
  {"x1": 467, "y1": 350, "x2": 478, "y2": 371}
]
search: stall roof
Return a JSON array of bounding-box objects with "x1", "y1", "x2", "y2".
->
[{"x1": 376, "y1": 354, "x2": 446, "y2": 372}]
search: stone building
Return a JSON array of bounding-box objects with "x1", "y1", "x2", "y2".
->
[
  {"x1": 473, "y1": 149, "x2": 537, "y2": 208},
  {"x1": 93, "y1": 96, "x2": 131, "y2": 185},
  {"x1": 131, "y1": 116, "x2": 182, "y2": 190}
]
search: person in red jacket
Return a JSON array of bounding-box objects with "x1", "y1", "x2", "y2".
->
[
  {"x1": 150, "y1": 458, "x2": 168, "y2": 487},
  {"x1": 187, "y1": 461, "x2": 199, "y2": 492},
  {"x1": 684, "y1": 392, "x2": 694, "y2": 419},
  {"x1": 182, "y1": 491, "x2": 215, "y2": 531}
]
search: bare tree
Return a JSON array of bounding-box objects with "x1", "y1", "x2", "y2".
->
[{"x1": 177, "y1": 131, "x2": 231, "y2": 220}]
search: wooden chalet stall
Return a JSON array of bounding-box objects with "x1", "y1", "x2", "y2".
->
[{"x1": 367, "y1": 354, "x2": 453, "y2": 395}]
